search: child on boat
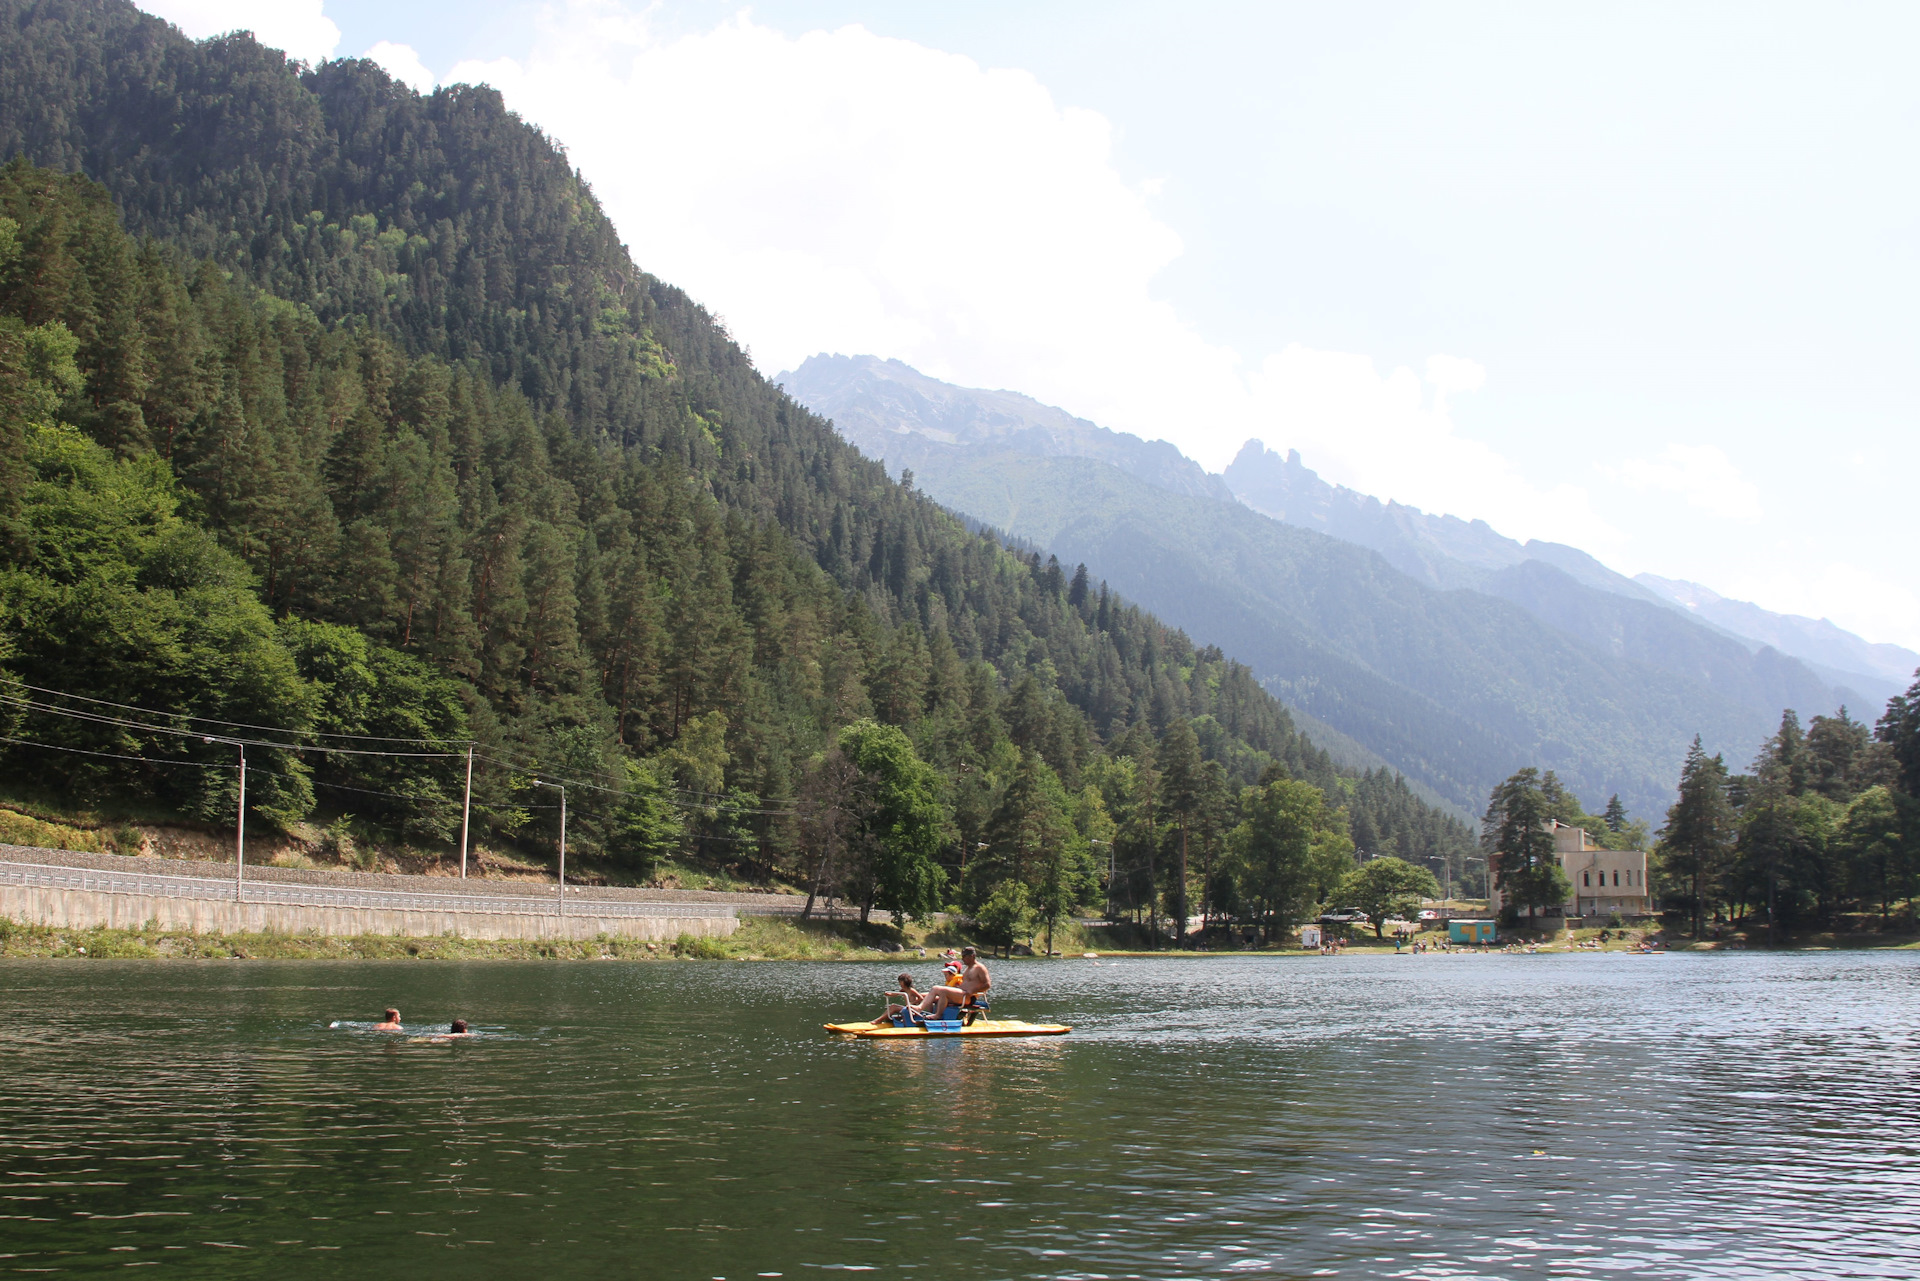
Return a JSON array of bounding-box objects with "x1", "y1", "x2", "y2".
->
[{"x1": 874, "y1": 972, "x2": 929, "y2": 1025}]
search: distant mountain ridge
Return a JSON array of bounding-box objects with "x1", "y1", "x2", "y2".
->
[
  {"x1": 780, "y1": 355, "x2": 1231, "y2": 501},
  {"x1": 1221, "y1": 442, "x2": 1909, "y2": 707},
  {"x1": 1222, "y1": 442, "x2": 1666, "y2": 603},
  {"x1": 1635, "y1": 575, "x2": 1917, "y2": 706},
  {"x1": 783, "y1": 353, "x2": 1882, "y2": 817}
]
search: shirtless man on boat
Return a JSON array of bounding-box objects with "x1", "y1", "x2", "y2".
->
[{"x1": 923, "y1": 946, "x2": 990, "y2": 1019}]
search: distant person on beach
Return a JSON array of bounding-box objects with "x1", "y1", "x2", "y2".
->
[{"x1": 373, "y1": 1008, "x2": 402, "y2": 1031}]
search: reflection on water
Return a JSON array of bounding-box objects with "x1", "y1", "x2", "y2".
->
[{"x1": 0, "y1": 953, "x2": 1915, "y2": 1278}]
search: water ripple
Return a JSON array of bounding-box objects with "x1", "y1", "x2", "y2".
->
[{"x1": 0, "y1": 953, "x2": 1914, "y2": 1277}]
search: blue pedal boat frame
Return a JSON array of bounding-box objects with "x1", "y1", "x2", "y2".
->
[{"x1": 891, "y1": 996, "x2": 989, "y2": 1031}]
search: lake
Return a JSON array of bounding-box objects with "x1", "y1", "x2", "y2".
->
[{"x1": 0, "y1": 951, "x2": 1915, "y2": 1278}]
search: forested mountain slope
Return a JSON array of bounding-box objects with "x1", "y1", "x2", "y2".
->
[
  {"x1": 868, "y1": 450, "x2": 1798, "y2": 818},
  {"x1": 0, "y1": 0, "x2": 1473, "y2": 900},
  {"x1": 781, "y1": 356, "x2": 1855, "y2": 818}
]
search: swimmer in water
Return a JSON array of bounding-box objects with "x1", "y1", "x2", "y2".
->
[
  {"x1": 373, "y1": 1007, "x2": 402, "y2": 1031},
  {"x1": 414, "y1": 1019, "x2": 474, "y2": 1044}
]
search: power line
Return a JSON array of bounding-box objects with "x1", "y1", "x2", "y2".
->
[
  {"x1": 472, "y1": 750, "x2": 795, "y2": 814},
  {"x1": 0, "y1": 694, "x2": 462, "y2": 759},
  {"x1": 0, "y1": 677, "x2": 470, "y2": 746},
  {"x1": 476, "y1": 744, "x2": 723, "y2": 799},
  {"x1": 0, "y1": 684, "x2": 780, "y2": 806},
  {"x1": 0, "y1": 731, "x2": 234, "y2": 771},
  {"x1": 247, "y1": 767, "x2": 464, "y2": 808},
  {"x1": 0, "y1": 682, "x2": 799, "y2": 821},
  {"x1": 0, "y1": 730, "x2": 789, "y2": 822}
]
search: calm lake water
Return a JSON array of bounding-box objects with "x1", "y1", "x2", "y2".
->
[{"x1": 1, "y1": 952, "x2": 1916, "y2": 1279}]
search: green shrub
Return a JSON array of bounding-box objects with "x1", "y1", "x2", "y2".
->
[{"x1": 671, "y1": 932, "x2": 729, "y2": 959}]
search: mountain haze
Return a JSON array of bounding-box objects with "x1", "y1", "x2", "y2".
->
[
  {"x1": 781, "y1": 354, "x2": 1231, "y2": 501},
  {"x1": 1225, "y1": 443, "x2": 1908, "y2": 709},
  {"x1": 785, "y1": 354, "x2": 1865, "y2": 818},
  {"x1": 1223, "y1": 441, "x2": 1663, "y2": 602},
  {"x1": 1635, "y1": 574, "x2": 1916, "y2": 706}
]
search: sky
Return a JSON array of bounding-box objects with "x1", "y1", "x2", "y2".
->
[{"x1": 139, "y1": 1, "x2": 1920, "y2": 651}]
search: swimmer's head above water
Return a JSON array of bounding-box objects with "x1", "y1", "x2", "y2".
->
[{"x1": 374, "y1": 1008, "x2": 402, "y2": 1030}]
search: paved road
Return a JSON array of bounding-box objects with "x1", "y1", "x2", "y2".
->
[{"x1": 0, "y1": 859, "x2": 734, "y2": 920}]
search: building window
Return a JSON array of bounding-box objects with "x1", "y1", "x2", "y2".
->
[
  {"x1": 1613, "y1": 871, "x2": 1620, "y2": 886},
  {"x1": 1583, "y1": 872, "x2": 1590, "y2": 886}
]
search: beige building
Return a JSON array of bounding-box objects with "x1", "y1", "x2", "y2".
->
[{"x1": 1489, "y1": 821, "x2": 1652, "y2": 919}]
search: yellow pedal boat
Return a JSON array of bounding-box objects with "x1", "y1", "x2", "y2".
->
[{"x1": 824, "y1": 1018, "x2": 1070, "y2": 1038}]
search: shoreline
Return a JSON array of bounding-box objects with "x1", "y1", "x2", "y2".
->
[{"x1": 4, "y1": 918, "x2": 1915, "y2": 961}]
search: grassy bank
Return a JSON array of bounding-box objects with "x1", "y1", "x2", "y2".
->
[
  {"x1": 8, "y1": 912, "x2": 1913, "y2": 962},
  {"x1": 0, "y1": 914, "x2": 959, "y2": 962}
]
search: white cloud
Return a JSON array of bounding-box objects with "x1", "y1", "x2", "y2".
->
[
  {"x1": 365, "y1": 41, "x2": 436, "y2": 94},
  {"x1": 438, "y1": 2, "x2": 1609, "y2": 554},
  {"x1": 445, "y1": 8, "x2": 1254, "y2": 456},
  {"x1": 1424, "y1": 353, "x2": 1487, "y2": 400},
  {"x1": 137, "y1": 0, "x2": 340, "y2": 64},
  {"x1": 1613, "y1": 444, "x2": 1763, "y2": 522},
  {"x1": 1247, "y1": 346, "x2": 1619, "y2": 550}
]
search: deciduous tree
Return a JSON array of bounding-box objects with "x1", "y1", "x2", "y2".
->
[{"x1": 1333, "y1": 857, "x2": 1441, "y2": 938}]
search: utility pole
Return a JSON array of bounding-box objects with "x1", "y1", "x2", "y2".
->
[
  {"x1": 1091, "y1": 838, "x2": 1113, "y2": 921},
  {"x1": 458, "y1": 742, "x2": 474, "y2": 878},
  {"x1": 963, "y1": 840, "x2": 986, "y2": 882},
  {"x1": 204, "y1": 736, "x2": 245, "y2": 902},
  {"x1": 534, "y1": 780, "x2": 567, "y2": 915},
  {"x1": 235, "y1": 742, "x2": 246, "y2": 903}
]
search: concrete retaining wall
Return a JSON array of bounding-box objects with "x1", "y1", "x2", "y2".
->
[
  {"x1": 0, "y1": 843, "x2": 811, "y2": 913},
  {"x1": 0, "y1": 884, "x2": 738, "y2": 942}
]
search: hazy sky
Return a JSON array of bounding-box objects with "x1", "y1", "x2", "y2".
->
[{"x1": 143, "y1": 2, "x2": 1920, "y2": 650}]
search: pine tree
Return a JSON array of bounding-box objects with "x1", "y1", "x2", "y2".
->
[
  {"x1": 1757, "y1": 710, "x2": 1812, "y2": 796},
  {"x1": 1874, "y1": 675, "x2": 1920, "y2": 798},
  {"x1": 1483, "y1": 768, "x2": 1567, "y2": 922},
  {"x1": 1155, "y1": 718, "x2": 1204, "y2": 945},
  {"x1": 1603, "y1": 794, "x2": 1628, "y2": 833},
  {"x1": 1806, "y1": 708, "x2": 1870, "y2": 799},
  {"x1": 1659, "y1": 736, "x2": 1736, "y2": 938}
]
